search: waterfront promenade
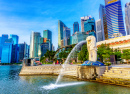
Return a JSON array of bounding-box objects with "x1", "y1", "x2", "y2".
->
[
  {"x1": 19, "y1": 64, "x2": 130, "y2": 87},
  {"x1": 19, "y1": 64, "x2": 107, "y2": 79}
]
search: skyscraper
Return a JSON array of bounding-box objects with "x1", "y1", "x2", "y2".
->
[
  {"x1": 125, "y1": 2, "x2": 130, "y2": 35},
  {"x1": 105, "y1": 0, "x2": 126, "y2": 38},
  {"x1": 58, "y1": 20, "x2": 66, "y2": 48},
  {"x1": 84, "y1": 17, "x2": 96, "y2": 32},
  {"x1": 81, "y1": 16, "x2": 91, "y2": 32},
  {"x1": 1, "y1": 39, "x2": 13, "y2": 63},
  {"x1": 73, "y1": 22, "x2": 79, "y2": 34},
  {"x1": 10, "y1": 34, "x2": 19, "y2": 45},
  {"x1": 0, "y1": 34, "x2": 8, "y2": 60},
  {"x1": 43, "y1": 30, "x2": 52, "y2": 44},
  {"x1": 30, "y1": 32, "x2": 41, "y2": 58},
  {"x1": 41, "y1": 43, "x2": 49, "y2": 57},
  {"x1": 43, "y1": 30, "x2": 52, "y2": 50},
  {"x1": 19, "y1": 42, "x2": 29, "y2": 62},
  {"x1": 99, "y1": 4, "x2": 108, "y2": 40},
  {"x1": 84, "y1": 17, "x2": 96, "y2": 38},
  {"x1": 10, "y1": 35, "x2": 19, "y2": 63},
  {"x1": 72, "y1": 32, "x2": 88, "y2": 44},
  {"x1": 63, "y1": 27, "x2": 71, "y2": 46},
  {"x1": 96, "y1": 19, "x2": 103, "y2": 42}
]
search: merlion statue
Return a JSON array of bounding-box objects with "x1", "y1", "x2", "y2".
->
[{"x1": 86, "y1": 36, "x2": 97, "y2": 62}]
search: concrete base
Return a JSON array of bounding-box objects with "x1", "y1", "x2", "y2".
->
[{"x1": 19, "y1": 65, "x2": 107, "y2": 80}]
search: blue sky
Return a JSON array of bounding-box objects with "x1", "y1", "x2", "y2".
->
[{"x1": 0, "y1": 0, "x2": 129, "y2": 49}]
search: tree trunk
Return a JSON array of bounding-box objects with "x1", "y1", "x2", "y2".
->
[{"x1": 127, "y1": 60, "x2": 129, "y2": 64}]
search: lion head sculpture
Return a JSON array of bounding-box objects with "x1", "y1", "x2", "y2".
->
[{"x1": 86, "y1": 36, "x2": 97, "y2": 62}]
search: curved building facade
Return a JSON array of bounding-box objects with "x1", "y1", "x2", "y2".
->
[{"x1": 105, "y1": 0, "x2": 126, "y2": 38}]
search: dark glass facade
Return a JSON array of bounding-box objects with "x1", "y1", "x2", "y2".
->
[
  {"x1": 41, "y1": 43, "x2": 49, "y2": 57},
  {"x1": 43, "y1": 30, "x2": 52, "y2": 50},
  {"x1": 43, "y1": 30, "x2": 52, "y2": 45},
  {"x1": 84, "y1": 17, "x2": 96, "y2": 38},
  {"x1": 19, "y1": 43, "x2": 29, "y2": 62},
  {"x1": 73, "y1": 22, "x2": 79, "y2": 34},
  {"x1": 10, "y1": 35, "x2": 19, "y2": 63},
  {"x1": 63, "y1": 27, "x2": 71, "y2": 46}
]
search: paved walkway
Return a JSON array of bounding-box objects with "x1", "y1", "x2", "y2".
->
[{"x1": 111, "y1": 64, "x2": 130, "y2": 68}]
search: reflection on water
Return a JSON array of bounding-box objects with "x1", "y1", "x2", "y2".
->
[{"x1": 0, "y1": 65, "x2": 130, "y2": 94}]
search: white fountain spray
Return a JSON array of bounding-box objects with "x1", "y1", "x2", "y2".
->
[
  {"x1": 55, "y1": 40, "x2": 87, "y2": 84},
  {"x1": 42, "y1": 40, "x2": 87, "y2": 90}
]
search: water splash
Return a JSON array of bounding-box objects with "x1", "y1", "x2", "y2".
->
[
  {"x1": 55, "y1": 40, "x2": 87, "y2": 84},
  {"x1": 42, "y1": 82, "x2": 86, "y2": 90}
]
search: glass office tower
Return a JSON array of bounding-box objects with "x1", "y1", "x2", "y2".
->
[
  {"x1": 99, "y1": 4, "x2": 108, "y2": 40},
  {"x1": 72, "y1": 32, "x2": 89, "y2": 44},
  {"x1": 105, "y1": 0, "x2": 126, "y2": 38},
  {"x1": 58, "y1": 20, "x2": 67, "y2": 48},
  {"x1": 10, "y1": 34, "x2": 19, "y2": 45},
  {"x1": 96, "y1": 19, "x2": 103, "y2": 42},
  {"x1": 43, "y1": 30, "x2": 52, "y2": 44},
  {"x1": 1, "y1": 39, "x2": 13, "y2": 63},
  {"x1": 30, "y1": 32, "x2": 41, "y2": 58},
  {"x1": 84, "y1": 17, "x2": 96, "y2": 38},
  {"x1": 125, "y1": 2, "x2": 130, "y2": 35},
  {"x1": 81, "y1": 16, "x2": 91, "y2": 32},
  {"x1": 84, "y1": 17, "x2": 96, "y2": 32},
  {"x1": 41, "y1": 43, "x2": 49, "y2": 57},
  {"x1": 10, "y1": 34, "x2": 19, "y2": 63},
  {"x1": 19, "y1": 42, "x2": 29, "y2": 62},
  {"x1": 0, "y1": 34, "x2": 8, "y2": 60},
  {"x1": 63, "y1": 27, "x2": 71, "y2": 46},
  {"x1": 73, "y1": 22, "x2": 79, "y2": 34},
  {"x1": 43, "y1": 30, "x2": 52, "y2": 50}
]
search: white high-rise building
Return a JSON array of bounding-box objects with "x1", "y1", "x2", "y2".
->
[
  {"x1": 125, "y1": 2, "x2": 130, "y2": 35},
  {"x1": 81, "y1": 16, "x2": 91, "y2": 32},
  {"x1": 30, "y1": 31, "x2": 41, "y2": 58},
  {"x1": 96, "y1": 19, "x2": 103, "y2": 42}
]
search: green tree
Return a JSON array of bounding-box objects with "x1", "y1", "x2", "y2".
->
[
  {"x1": 121, "y1": 49, "x2": 130, "y2": 64},
  {"x1": 59, "y1": 50, "x2": 68, "y2": 63},
  {"x1": 97, "y1": 44, "x2": 113, "y2": 63},
  {"x1": 44, "y1": 50, "x2": 56, "y2": 61},
  {"x1": 78, "y1": 44, "x2": 88, "y2": 63},
  {"x1": 114, "y1": 49, "x2": 122, "y2": 61}
]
